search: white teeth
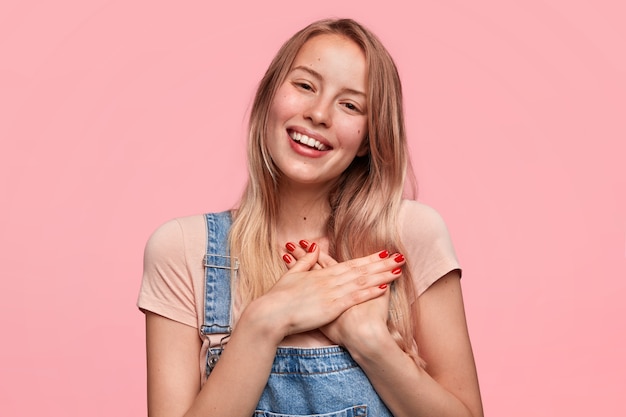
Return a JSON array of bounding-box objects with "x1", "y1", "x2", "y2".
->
[{"x1": 289, "y1": 131, "x2": 328, "y2": 151}]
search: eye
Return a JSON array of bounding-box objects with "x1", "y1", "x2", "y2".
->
[
  {"x1": 341, "y1": 102, "x2": 363, "y2": 113},
  {"x1": 294, "y1": 82, "x2": 313, "y2": 91}
]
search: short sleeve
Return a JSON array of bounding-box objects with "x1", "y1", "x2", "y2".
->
[
  {"x1": 399, "y1": 200, "x2": 461, "y2": 296},
  {"x1": 137, "y1": 219, "x2": 198, "y2": 328}
]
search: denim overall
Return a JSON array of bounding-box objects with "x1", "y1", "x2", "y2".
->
[{"x1": 201, "y1": 212, "x2": 393, "y2": 417}]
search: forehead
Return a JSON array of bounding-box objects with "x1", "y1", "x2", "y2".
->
[{"x1": 291, "y1": 34, "x2": 368, "y2": 86}]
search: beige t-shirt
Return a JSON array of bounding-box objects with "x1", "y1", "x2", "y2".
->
[{"x1": 137, "y1": 200, "x2": 460, "y2": 377}]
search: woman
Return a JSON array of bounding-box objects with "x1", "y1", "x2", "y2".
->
[{"x1": 139, "y1": 18, "x2": 483, "y2": 417}]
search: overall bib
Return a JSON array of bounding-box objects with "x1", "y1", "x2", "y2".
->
[{"x1": 201, "y1": 212, "x2": 393, "y2": 417}]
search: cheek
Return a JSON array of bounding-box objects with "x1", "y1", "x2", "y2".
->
[
  {"x1": 269, "y1": 85, "x2": 301, "y2": 124},
  {"x1": 267, "y1": 97, "x2": 284, "y2": 126},
  {"x1": 353, "y1": 123, "x2": 368, "y2": 156},
  {"x1": 345, "y1": 121, "x2": 368, "y2": 148}
]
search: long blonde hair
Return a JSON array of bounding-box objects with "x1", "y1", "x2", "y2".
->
[{"x1": 230, "y1": 18, "x2": 421, "y2": 363}]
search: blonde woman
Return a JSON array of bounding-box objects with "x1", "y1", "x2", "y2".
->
[{"x1": 139, "y1": 18, "x2": 483, "y2": 417}]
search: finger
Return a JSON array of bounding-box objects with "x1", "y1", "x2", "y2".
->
[
  {"x1": 286, "y1": 241, "x2": 308, "y2": 259},
  {"x1": 322, "y1": 257, "x2": 404, "y2": 301},
  {"x1": 332, "y1": 280, "x2": 395, "y2": 312},
  {"x1": 288, "y1": 244, "x2": 405, "y2": 279},
  {"x1": 284, "y1": 242, "x2": 309, "y2": 270},
  {"x1": 329, "y1": 250, "x2": 406, "y2": 278},
  {"x1": 282, "y1": 244, "x2": 320, "y2": 272},
  {"x1": 287, "y1": 240, "x2": 337, "y2": 269},
  {"x1": 317, "y1": 251, "x2": 338, "y2": 268},
  {"x1": 282, "y1": 251, "x2": 323, "y2": 270},
  {"x1": 282, "y1": 252, "x2": 296, "y2": 269},
  {"x1": 285, "y1": 241, "x2": 325, "y2": 270}
]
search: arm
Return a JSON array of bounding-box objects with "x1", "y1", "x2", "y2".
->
[
  {"x1": 141, "y1": 218, "x2": 282, "y2": 417},
  {"x1": 145, "y1": 313, "x2": 201, "y2": 417},
  {"x1": 346, "y1": 271, "x2": 483, "y2": 417},
  {"x1": 145, "y1": 307, "x2": 283, "y2": 417}
]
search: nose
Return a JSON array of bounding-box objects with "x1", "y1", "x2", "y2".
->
[{"x1": 304, "y1": 97, "x2": 332, "y2": 127}]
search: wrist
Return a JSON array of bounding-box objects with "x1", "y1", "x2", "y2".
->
[
  {"x1": 350, "y1": 334, "x2": 410, "y2": 376},
  {"x1": 238, "y1": 298, "x2": 286, "y2": 347},
  {"x1": 343, "y1": 321, "x2": 394, "y2": 361}
]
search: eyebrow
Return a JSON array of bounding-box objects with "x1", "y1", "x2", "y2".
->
[{"x1": 291, "y1": 65, "x2": 367, "y2": 97}]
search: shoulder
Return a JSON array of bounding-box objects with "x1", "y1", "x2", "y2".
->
[
  {"x1": 398, "y1": 200, "x2": 452, "y2": 241},
  {"x1": 139, "y1": 214, "x2": 208, "y2": 327},
  {"x1": 398, "y1": 200, "x2": 461, "y2": 296},
  {"x1": 144, "y1": 214, "x2": 206, "y2": 263}
]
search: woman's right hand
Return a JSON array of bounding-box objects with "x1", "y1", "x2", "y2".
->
[{"x1": 247, "y1": 243, "x2": 402, "y2": 342}]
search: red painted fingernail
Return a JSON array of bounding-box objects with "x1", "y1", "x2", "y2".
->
[
  {"x1": 394, "y1": 254, "x2": 405, "y2": 263},
  {"x1": 299, "y1": 240, "x2": 309, "y2": 249},
  {"x1": 282, "y1": 254, "x2": 292, "y2": 264},
  {"x1": 308, "y1": 242, "x2": 317, "y2": 253},
  {"x1": 378, "y1": 250, "x2": 389, "y2": 259},
  {"x1": 392, "y1": 267, "x2": 402, "y2": 274},
  {"x1": 286, "y1": 242, "x2": 296, "y2": 252},
  {"x1": 379, "y1": 283, "x2": 388, "y2": 289}
]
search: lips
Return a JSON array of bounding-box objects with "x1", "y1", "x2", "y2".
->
[{"x1": 288, "y1": 129, "x2": 331, "y2": 151}]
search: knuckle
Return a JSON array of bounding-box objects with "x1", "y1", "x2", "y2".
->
[
  {"x1": 345, "y1": 259, "x2": 358, "y2": 269},
  {"x1": 350, "y1": 264, "x2": 369, "y2": 276},
  {"x1": 347, "y1": 291, "x2": 364, "y2": 305},
  {"x1": 355, "y1": 275, "x2": 368, "y2": 287},
  {"x1": 333, "y1": 297, "x2": 350, "y2": 311}
]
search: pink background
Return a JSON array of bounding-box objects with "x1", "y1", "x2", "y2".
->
[{"x1": 1, "y1": 1, "x2": 624, "y2": 416}]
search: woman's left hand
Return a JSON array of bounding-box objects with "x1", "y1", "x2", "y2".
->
[{"x1": 282, "y1": 241, "x2": 397, "y2": 350}]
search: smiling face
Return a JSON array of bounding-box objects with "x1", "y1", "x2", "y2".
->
[{"x1": 266, "y1": 34, "x2": 368, "y2": 188}]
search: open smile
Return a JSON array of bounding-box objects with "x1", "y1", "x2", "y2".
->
[{"x1": 288, "y1": 129, "x2": 331, "y2": 151}]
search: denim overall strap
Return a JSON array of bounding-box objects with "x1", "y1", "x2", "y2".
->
[{"x1": 200, "y1": 211, "x2": 237, "y2": 337}]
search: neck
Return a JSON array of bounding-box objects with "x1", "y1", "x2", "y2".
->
[{"x1": 275, "y1": 181, "x2": 333, "y2": 243}]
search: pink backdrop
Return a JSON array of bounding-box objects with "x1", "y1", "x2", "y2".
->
[{"x1": 1, "y1": 1, "x2": 624, "y2": 416}]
